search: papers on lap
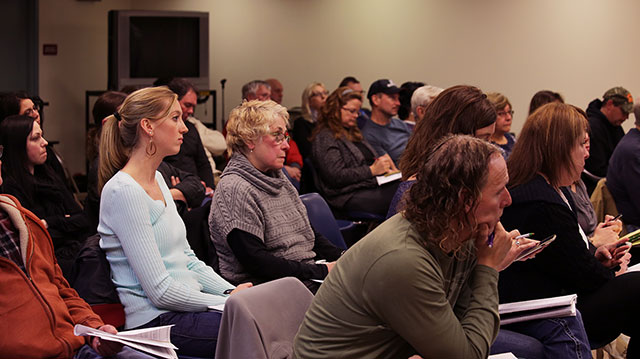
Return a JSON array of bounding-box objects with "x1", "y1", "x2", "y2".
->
[
  {"x1": 489, "y1": 353, "x2": 517, "y2": 359},
  {"x1": 207, "y1": 303, "x2": 225, "y2": 312},
  {"x1": 74, "y1": 324, "x2": 178, "y2": 359},
  {"x1": 376, "y1": 171, "x2": 402, "y2": 186},
  {"x1": 498, "y1": 294, "x2": 577, "y2": 325}
]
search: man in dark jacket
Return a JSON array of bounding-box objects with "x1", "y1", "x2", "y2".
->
[{"x1": 582, "y1": 86, "x2": 634, "y2": 194}]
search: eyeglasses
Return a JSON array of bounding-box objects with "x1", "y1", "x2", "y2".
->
[
  {"x1": 23, "y1": 104, "x2": 40, "y2": 118},
  {"x1": 310, "y1": 91, "x2": 329, "y2": 98},
  {"x1": 497, "y1": 110, "x2": 514, "y2": 117},
  {"x1": 341, "y1": 107, "x2": 359, "y2": 115},
  {"x1": 270, "y1": 131, "x2": 291, "y2": 144}
]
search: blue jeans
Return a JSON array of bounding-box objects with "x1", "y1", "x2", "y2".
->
[
  {"x1": 491, "y1": 329, "x2": 545, "y2": 358},
  {"x1": 137, "y1": 311, "x2": 223, "y2": 359},
  {"x1": 75, "y1": 345, "x2": 155, "y2": 359},
  {"x1": 497, "y1": 311, "x2": 591, "y2": 359}
]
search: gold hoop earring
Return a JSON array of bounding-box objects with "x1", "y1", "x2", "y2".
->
[{"x1": 146, "y1": 138, "x2": 157, "y2": 156}]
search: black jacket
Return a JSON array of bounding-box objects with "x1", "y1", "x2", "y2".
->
[
  {"x1": 583, "y1": 99, "x2": 625, "y2": 192},
  {"x1": 164, "y1": 120, "x2": 215, "y2": 188},
  {"x1": 499, "y1": 175, "x2": 614, "y2": 303}
]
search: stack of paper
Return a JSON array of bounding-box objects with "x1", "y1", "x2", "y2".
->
[
  {"x1": 498, "y1": 294, "x2": 577, "y2": 325},
  {"x1": 621, "y1": 229, "x2": 640, "y2": 246},
  {"x1": 74, "y1": 324, "x2": 178, "y2": 359},
  {"x1": 376, "y1": 171, "x2": 402, "y2": 186}
]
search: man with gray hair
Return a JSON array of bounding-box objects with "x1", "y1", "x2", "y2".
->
[
  {"x1": 241, "y1": 80, "x2": 271, "y2": 101},
  {"x1": 410, "y1": 85, "x2": 444, "y2": 123},
  {"x1": 606, "y1": 98, "x2": 640, "y2": 232}
]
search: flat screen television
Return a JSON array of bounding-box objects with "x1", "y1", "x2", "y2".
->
[{"x1": 108, "y1": 10, "x2": 209, "y2": 91}]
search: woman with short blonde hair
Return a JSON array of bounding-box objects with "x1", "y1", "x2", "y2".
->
[{"x1": 210, "y1": 100, "x2": 342, "y2": 294}]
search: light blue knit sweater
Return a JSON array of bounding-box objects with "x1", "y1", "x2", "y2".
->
[{"x1": 99, "y1": 171, "x2": 233, "y2": 329}]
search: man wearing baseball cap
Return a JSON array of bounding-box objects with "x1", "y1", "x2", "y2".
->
[
  {"x1": 361, "y1": 79, "x2": 412, "y2": 164},
  {"x1": 583, "y1": 86, "x2": 634, "y2": 194}
]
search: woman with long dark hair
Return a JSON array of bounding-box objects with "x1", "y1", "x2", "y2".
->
[{"x1": 0, "y1": 115, "x2": 90, "y2": 278}]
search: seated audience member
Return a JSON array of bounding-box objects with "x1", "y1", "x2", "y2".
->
[
  {"x1": 398, "y1": 81, "x2": 425, "y2": 129},
  {"x1": 98, "y1": 87, "x2": 250, "y2": 357},
  {"x1": 529, "y1": 92, "x2": 621, "y2": 244},
  {"x1": 266, "y1": 78, "x2": 283, "y2": 104},
  {"x1": 86, "y1": 91, "x2": 128, "y2": 230},
  {"x1": 361, "y1": 79, "x2": 412, "y2": 164},
  {"x1": 487, "y1": 92, "x2": 517, "y2": 158},
  {"x1": 338, "y1": 76, "x2": 364, "y2": 95},
  {"x1": 529, "y1": 90, "x2": 564, "y2": 115},
  {"x1": 410, "y1": 84, "x2": 444, "y2": 123},
  {"x1": 389, "y1": 85, "x2": 496, "y2": 218},
  {"x1": 241, "y1": 80, "x2": 271, "y2": 101},
  {"x1": 608, "y1": 100, "x2": 640, "y2": 233},
  {"x1": 209, "y1": 100, "x2": 342, "y2": 293},
  {"x1": 295, "y1": 135, "x2": 544, "y2": 358},
  {"x1": 167, "y1": 78, "x2": 226, "y2": 185},
  {"x1": 0, "y1": 115, "x2": 91, "y2": 279},
  {"x1": 338, "y1": 76, "x2": 370, "y2": 127},
  {"x1": 499, "y1": 102, "x2": 640, "y2": 354},
  {"x1": 85, "y1": 91, "x2": 205, "y2": 230},
  {"x1": 0, "y1": 164, "x2": 151, "y2": 359},
  {"x1": 583, "y1": 87, "x2": 634, "y2": 194},
  {"x1": 264, "y1": 78, "x2": 304, "y2": 189},
  {"x1": 311, "y1": 87, "x2": 399, "y2": 217},
  {"x1": 0, "y1": 91, "x2": 68, "y2": 188},
  {"x1": 164, "y1": 79, "x2": 215, "y2": 190},
  {"x1": 292, "y1": 82, "x2": 328, "y2": 159}
]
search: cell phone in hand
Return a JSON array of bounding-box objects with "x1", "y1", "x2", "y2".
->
[{"x1": 515, "y1": 235, "x2": 556, "y2": 261}]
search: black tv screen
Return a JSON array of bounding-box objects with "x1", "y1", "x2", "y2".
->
[{"x1": 129, "y1": 16, "x2": 200, "y2": 78}]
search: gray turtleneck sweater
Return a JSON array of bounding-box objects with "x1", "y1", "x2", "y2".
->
[{"x1": 209, "y1": 153, "x2": 341, "y2": 285}]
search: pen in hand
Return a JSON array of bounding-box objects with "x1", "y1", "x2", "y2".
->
[
  {"x1": 605, "y1": 214, "x2": 622, "y2": 226},
  {"x1": 487, "y1": 231, "x2": 495, "y2": 248},
  {"x1": 515, "y1": 233, "x2": 534, "y2": 240}
]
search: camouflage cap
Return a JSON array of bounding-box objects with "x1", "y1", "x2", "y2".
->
[{"x1": 603, "y1": 87, "x2": 634, "y2": 114}]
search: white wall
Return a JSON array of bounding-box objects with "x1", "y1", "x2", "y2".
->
[{"x1": 39, "y1": 0, "x2": 640, "y2": 174}]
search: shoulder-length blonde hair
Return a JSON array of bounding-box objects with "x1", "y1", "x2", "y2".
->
[
  {"x1": 300, "y1": 82, "x2": 325, "y2": 123},
  {"x1": 312, "y1": 87, "x2": 363, "y2": 142},
  {"x1": 98, "y1": 86, "x2": 177, "y2": 191},
  {"x1": 226, "y1": 100, "x2": 290, "y2": 155},
  {"x1": 507, "y1": 102, "x2": 588, "y2": 189}
]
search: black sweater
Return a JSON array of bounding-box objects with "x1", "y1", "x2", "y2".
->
[{"x1": 498, "y1": 175, "x2": 615, "y2": 303}]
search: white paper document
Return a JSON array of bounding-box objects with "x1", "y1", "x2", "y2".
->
[
  {"x1": 376, "y1": 171, "x2": 402, "y2": 186},
  {"x1": 208, "y1": 303, "x2": 225, "y2": 312},
  {"x1": 74, "y1": 324, "x2": 178, "y2": 359},
  {"x1": 488, "y1": 353, "x2": 517, "y2": 359},
  {"x1": 499, "y1": 294, "x2": 577, "y2": 325}
]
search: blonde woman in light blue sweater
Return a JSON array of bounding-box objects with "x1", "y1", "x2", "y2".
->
[{"x1": 98, "y1": 87, "x2": 252, "y2": 358}]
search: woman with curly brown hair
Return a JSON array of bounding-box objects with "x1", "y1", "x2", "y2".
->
[
  {"x1": 310, "y1": 86, "x2": 398, "y2": 216},
  {"x1": 296, "y1": 135, "x2": 525, "y2": 358}
]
